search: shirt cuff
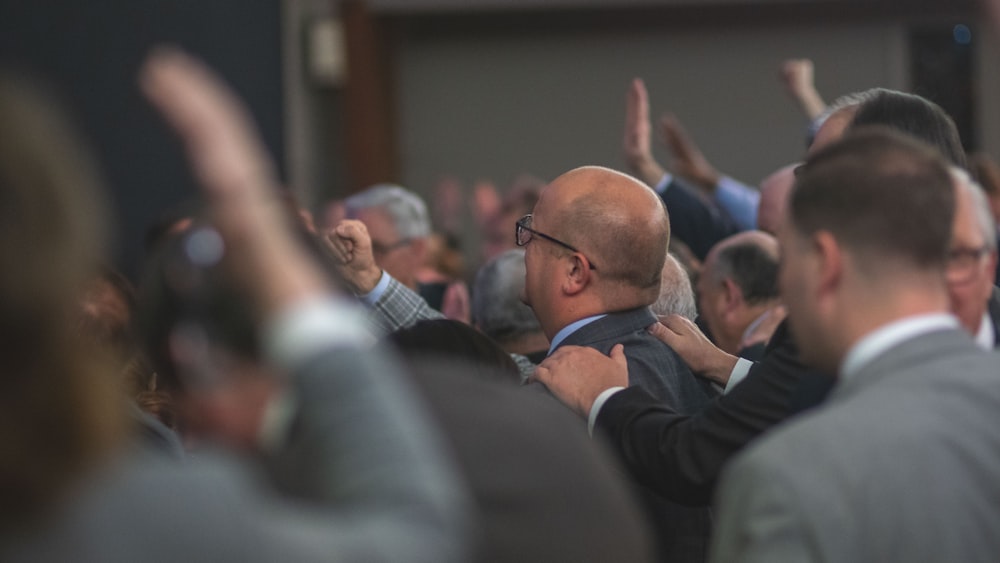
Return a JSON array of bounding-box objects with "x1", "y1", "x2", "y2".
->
[
  {"x1": 588, "y1": 386, "x2": 626, "y2": 436},
  {"x1": 724, "y1": 358, "x2": 754, "y2": 393},
  {"x1": 263, "y1": 296, "x2": 375, "y2": 370},
  {"x1": 359, "y1": 270, "x2": 391, "y2": 306},
  {"x1": 714, "y1": 176, "x2": 760, "y2": 231},
  {"x1": 653, "y1": 173, "x2": 674, "y2": 195}
]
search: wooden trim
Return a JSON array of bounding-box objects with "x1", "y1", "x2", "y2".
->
[{"x1": 341, "y1": 0, "x2": 398, "y2": 192}]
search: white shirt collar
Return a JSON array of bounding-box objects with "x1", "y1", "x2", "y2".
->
[
  {"x1": 840, "y1": 313, "x2": 959, "y2": 381},
  {"x1": 975, "y1": 312, "x2": 995, "y2": 350},
  {"x1": 547, "y1": 314, "x2": 607, "y2": 356}
]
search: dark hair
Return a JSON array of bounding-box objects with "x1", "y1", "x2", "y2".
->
[
  {"x1": 387, "y1": 319, "x2": 521, "y2": 383},
  {"x1": 792, "y1": 127, "x2": 955, "y2": 273},
  {"x1": 714, "y1": 243, "x2": 779, "y2": 305},
  {"x1": 850, "y1": 88, "x2": 967, "y2": 169},
  {"x1": 137, "y1": 225, "x2": 260, "y2": 392}
]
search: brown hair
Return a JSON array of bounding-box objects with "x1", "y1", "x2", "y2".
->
[
  {"x1": 792, "y1": 127, "x2": 954, "y2": 274},
  {"x1": 0, "y1": 75, "x2": 125, "y2": 531}
]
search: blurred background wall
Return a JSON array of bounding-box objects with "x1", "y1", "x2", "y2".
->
[{"x1": 1, "y1": 0, "x2": 994, "y2": 275}]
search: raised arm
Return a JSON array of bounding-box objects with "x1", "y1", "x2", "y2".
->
[
  {"x1": 780, "y1": 59, "x2": 827, "y2": 122},
  {"x1": 141, "y1": 47, "x2": 470, "y2": 562},
  {"x1": 323, "y1": 219, "x2": 444, "y2": 335}
]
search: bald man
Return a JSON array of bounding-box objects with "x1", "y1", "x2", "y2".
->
[
  {"x1": 521, "y1": 165, "x2": 716, "y2": 563},
  {"x1": 696, "y1": 231, "x2": 783, "y2": 362}
]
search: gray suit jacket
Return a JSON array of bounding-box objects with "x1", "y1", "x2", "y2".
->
[
  {"x1": 1, "y1": 340, "x2": 472, "y2": 562},
  {"x1": 711, "y1": 328, "x2": 1000, "y2": 563}
]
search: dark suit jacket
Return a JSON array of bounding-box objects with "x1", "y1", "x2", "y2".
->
[
  {"x1": 407, "y1": 358, "x2": 655, "y2": 563},
  {"x1": 559, "y1": 307, "x2": 717, "y2": 413},
  {"x1": 557, "y1": 307, "x2": 718, "y2": 563},
  {"x1": 659, "y1": 179, "x2": 740, "y2": 260},
  {"x1": 596, "y1": 319, "x2": 826, "y2": 506}
]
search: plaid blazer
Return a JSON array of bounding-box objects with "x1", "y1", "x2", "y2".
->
[{"x1": 369, "y1": 276, "x2": 536, "y2": 380}]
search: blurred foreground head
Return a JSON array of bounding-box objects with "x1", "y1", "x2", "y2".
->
[{"x1": 0, "y1": 75, "x2": 124, "y2": 530}]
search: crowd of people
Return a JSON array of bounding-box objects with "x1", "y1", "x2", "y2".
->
[{"x1": 1, "y1": 40, "x2": 998, "y2": 563}]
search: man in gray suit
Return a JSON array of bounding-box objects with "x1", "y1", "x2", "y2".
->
[{"x1": 710, "y1": 128, "x2": 1000, "y2": 563}]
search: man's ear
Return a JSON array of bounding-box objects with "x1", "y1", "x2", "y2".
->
[
  {"x1": 812, "y1": 231, "x2": 843, "y2": 299},
  {"x1": 562, "y1": 252, "x2": 592, "y2": 296},
  {"x1": 722, "y1": 277, "x2": 744, "y2": 312}
]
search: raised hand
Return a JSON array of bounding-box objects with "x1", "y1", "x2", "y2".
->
[
  {"x1": 779, "y1": 59, "x2": 826, "y2": 121},
  {"x1": 649, "y1": 315, "x2": 738, "y2": 386},
  {"x1": 533, "y1": 344, "x2": 629, "y2": 418},
  {"x1": 323, "y1": 219, "x2": 384, "y2": 295},
  {"x1": 140, "y1": 48, "x2": 329, "y2": 316},
  {"x1": 659, "y1": 113, "x2": 720, "y2": 192},
  {"x1": 623, "y1": 78, "x2": 667, "y2": 187}
]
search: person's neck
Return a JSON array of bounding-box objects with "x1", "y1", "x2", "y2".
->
[
  {"x1": 543, "y1": 296, "x2": 605, "y2": 341},
  {"x1": 835, "y1": 288, "x2": 951, "y2": 372}
]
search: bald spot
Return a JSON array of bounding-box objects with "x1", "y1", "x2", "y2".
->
[
  {"x1": 756, "y1": 164, "x2": 797, "y2": 236},
  {"x1": 810, "y1": 107, "x2": 857, "y2": 155},
  {"x1": 545, "y1": 166, "x2": 670, "y2": 298},
  {"x1": 708, "y1": 230, "x2": 779, "y2": 264}
]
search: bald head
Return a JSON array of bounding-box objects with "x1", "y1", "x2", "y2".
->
[
  {"x1": 538, "y1": 166, "x2": 670, "y2": 301},
  {"x1": 756, "y1": 164, "x2": 797, "y2": 236},
  {"x1": 811, "y1": 106, "x2": 857, "y2": 155},
  {"x1": 703, "y1": 231, "x2": 780, "y2": 303}
]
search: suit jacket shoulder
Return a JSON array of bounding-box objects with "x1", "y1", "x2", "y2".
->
[
  {"x1": 712, "y1": 329, "x2": 1000, "y2": 563},
  {"x1": 560, "y1": 308, "x2": 716, "y2": 414}
]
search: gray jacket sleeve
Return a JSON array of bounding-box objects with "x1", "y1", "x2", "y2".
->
[
  {"x1": 367, "y1": 277, "x2": 445, "y2": 335},
  {"x1": 252, "y1": 298, "x2": 474, "y2": 562}
]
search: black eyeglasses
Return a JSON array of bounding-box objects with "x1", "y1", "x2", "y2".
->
[{"x1": 515, "y1": 214, "x2": 597, "y2": 270}]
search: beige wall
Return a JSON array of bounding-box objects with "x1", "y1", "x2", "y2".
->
[{"x1": 393, "y1": 20, "x2": 908, "y2": 196}]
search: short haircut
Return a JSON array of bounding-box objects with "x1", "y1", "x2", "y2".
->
[
  {"x1": 952, "y1": 168, "x2": 997, "y2": 252},
  {"x1": 814, "y1": 88, "x2": 880, "y2": 129},
  {"x1": 344, "y1": 184, "x2": 431, "y2": 239},
  {"x1": 652, "y1": 253, "x2": 697, "y2": 321},
  {"x1": 472, "y1": 249, "x2": 542, "y2": 343},
  {"x1": 791, "y1": 127, "x2": 955, "y2": 274},
  {"x1": 138, "y1": 226, "x2": 260, "y2": 392},
  {"x1": 713, "y1": 242, "x2": 779, "y2": 306},
  {"x1": 850, "y1": 88, "x2": 967, "y2": 168}
]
